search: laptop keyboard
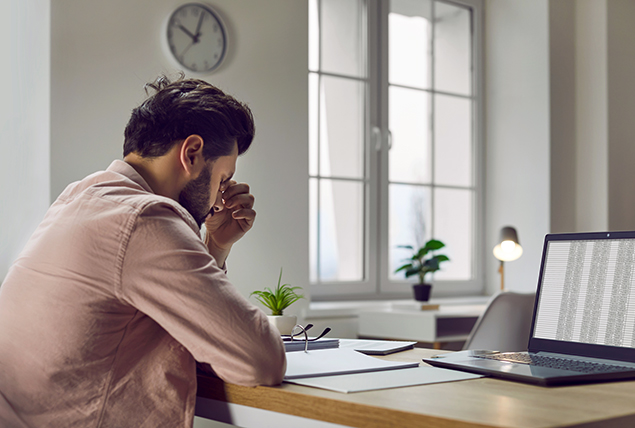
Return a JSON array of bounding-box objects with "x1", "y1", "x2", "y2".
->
[{"x1": 474, "y1": 353, "x2": 634, "y2": 374}]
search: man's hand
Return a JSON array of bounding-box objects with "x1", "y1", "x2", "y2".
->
[{"x1": 204, "y1": 181, "x2": 256, "y2": 266}]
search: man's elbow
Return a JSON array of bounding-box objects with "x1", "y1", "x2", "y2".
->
[{"x1": 246, "y1": 349, "x2": 287, "y2": 386}]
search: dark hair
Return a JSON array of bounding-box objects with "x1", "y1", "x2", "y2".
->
[{"x1": 123, "y1": 74, "x2": 255, "y2": 160}]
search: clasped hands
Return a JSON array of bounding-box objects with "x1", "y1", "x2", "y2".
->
[{"x1": 204, "y1": 181, "x2": 255, "y2": 265}]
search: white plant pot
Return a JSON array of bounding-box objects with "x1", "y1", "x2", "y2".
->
[{"x1": 267, "y1": 314, "x2": 297, "y2": 335}]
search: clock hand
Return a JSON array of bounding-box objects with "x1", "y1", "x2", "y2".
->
[
  {"x1": 178, "y1": 24, "x2": 197, "y2": 41},
  {"x1": 195, "y1": 11, "x2": 205, "y2": 38},
  {"x1": 180, "y1": 40, "x2": 195, "y2": 58}
]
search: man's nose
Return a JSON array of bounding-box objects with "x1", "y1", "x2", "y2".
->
[{"x1": 212, "y1": 190, "x2": 224, "y2": 212}]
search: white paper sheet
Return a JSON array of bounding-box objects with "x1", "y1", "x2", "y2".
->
[
  {"x1": 283, "y1": 348, "x2": 419, "y2": 380},
  {"x1": 285, "y1": 366, "x2": 483, "y2": 393}
]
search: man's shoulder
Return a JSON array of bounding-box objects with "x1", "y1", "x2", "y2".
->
[
  {"x1": 57, "y1": 168, "x2": 199, "y2": 232},
  {"x1": 59, "y1": 168, "x2": 142, "y2": 201}
]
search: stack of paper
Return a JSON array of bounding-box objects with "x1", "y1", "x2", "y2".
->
[
  {"x1": 284, "y1": 348, "x2": 419, "y2": 380},
  {"x1": 284, "y1": 337, "x2": 339, "y2": 352},
  {"x1": 287, "y1": 366, "x2": 483, "y2": 393}
]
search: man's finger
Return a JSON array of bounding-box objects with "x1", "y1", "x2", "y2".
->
[
  {"x1": 222, "y1": 182, "x2": 250, "y2": 200},
  {"x1": 231, "y1": 208, "x2": 256, "y2": 222},
  {"x1": 224, "y1": 192, "x2": 255, "y2": 210}
]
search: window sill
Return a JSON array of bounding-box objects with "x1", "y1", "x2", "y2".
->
[{"x1": 303, "y1": 295, "x2": 491, "y2": 320}]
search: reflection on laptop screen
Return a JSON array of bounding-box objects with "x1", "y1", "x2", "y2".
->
[{"x1": 534, "y1": 238, "x2": 635, "y2": 349}]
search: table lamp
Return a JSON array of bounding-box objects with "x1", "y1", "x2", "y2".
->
[{"x1": 493, "y1": 226, "x2": 523, "y2": 291}]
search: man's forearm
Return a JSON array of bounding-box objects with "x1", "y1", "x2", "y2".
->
[{"x1": 205, "y1": 237, "x2": 230, "y2": 269}]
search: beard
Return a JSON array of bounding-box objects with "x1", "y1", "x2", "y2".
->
[{"x1": 178, "y1": 165, "x2": 212, "y2": 228}]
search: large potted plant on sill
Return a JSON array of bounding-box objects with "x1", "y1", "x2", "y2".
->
[
  {"x1": 395, "y1": 239, "x2": 450, "y2": 302},
  {"x1": 250, "y1": 268, "x2": 304, "y2": 335}
]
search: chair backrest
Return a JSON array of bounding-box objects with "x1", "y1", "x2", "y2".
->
[{"x1": 463, "y1": 291, "x2": 536, "y2": 352}]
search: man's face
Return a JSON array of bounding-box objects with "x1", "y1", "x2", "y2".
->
[{"x1": 179, "y1": 142, "x2": 238, "y2": 227}]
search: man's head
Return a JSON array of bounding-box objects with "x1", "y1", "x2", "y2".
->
[
  {"x1": 123, "y1": 75, "x2": 254, "y2": 161},
  {"x1": 123, "y1": 75, "x2": 254, "y2": 226}
]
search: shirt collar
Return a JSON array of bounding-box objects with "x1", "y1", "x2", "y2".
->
[
  {"x1": 106, "y1": 160, "x2": 155, "y2": 194},
  {"x1": 106, "y1": 160, "x2": 202, "y2": 234}
]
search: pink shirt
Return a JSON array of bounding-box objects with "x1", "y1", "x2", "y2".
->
[{"x1": 0, "y1": 160, "x2": 286, "y2": 427}]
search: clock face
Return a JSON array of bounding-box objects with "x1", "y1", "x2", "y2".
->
[{"x1": 167, "y1": 3, "x2": 227, "y2": 73}]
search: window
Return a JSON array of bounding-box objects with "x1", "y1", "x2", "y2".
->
[{"x1": 309, "y1": 0, "x2": 483, "y2": 298}]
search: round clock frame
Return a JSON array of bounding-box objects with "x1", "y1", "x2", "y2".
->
[{"x1": 165, "y1": 3, "x2": 228, "y2": 73}]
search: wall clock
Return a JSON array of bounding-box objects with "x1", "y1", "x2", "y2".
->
[{"x1": 166, "y1": 3, "x2": 227, "y2": 73}]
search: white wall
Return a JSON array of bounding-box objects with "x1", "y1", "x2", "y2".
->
[
  {"x1": 0, "y1": 0, "x2": 50, "y2": 283},
  {"x1": 575, "y1": 0, "x2": 609, "y2": 232},
  {"x1": 549, "y1": 0, "x2": 635, "y2": 234},
  {"x1": 549, "y1": 0, "x2": 577, "y2": 234},
  {"x1": 51, "y1": 0, "x2": 310, "y2": 310},
  {"x1": 550, "y1": 0, "x2": 610, "y2": 235},
  {"x1": 606, "y1": 0, "x2": 635, "y2": 232},
  {"x1": 484, "y1": 0, "x2": 551, "y2": 294}
]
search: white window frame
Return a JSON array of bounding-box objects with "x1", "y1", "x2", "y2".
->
[{"x1": 309, "y1": 0, "x2": 484, "y2": 300}]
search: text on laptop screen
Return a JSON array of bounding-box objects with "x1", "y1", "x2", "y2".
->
[{"x1": 534, "y1": 239, "x2": 635, "y2": 348}]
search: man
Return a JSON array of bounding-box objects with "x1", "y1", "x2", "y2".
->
[{"x1": 0, "y1": 76, "x2": 286, "y2": 427}]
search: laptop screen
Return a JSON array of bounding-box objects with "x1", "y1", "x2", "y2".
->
[{"x1": 533, "y1": 235, "x2": 635, "y2": 350}]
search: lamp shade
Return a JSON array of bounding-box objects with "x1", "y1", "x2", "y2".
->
[{"x1": 493, "y1": 226, "x2": 523, "y2": 262}]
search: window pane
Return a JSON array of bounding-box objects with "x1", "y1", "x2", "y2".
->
[
  {"x1": 434, "y1": 2, "x2": 472, "y2": 96},
  {"x1": 320, "y1": 76, "x2": 365, "y2": 179},
  {"x1": 309, "y1": 0, "x2": 319, "y2": 71},
  {"x1": 389, "y1": 86, "x2": 430, "y2": 183},
  {"x1": 321, "y1": 0, "x2": 365, "y2": 78},
  {"x1": 389, "y1": 0, "x2": 431, "y2": 89},
  {"x1": 319, "y1": 179, "x2": 364, "y2": 281},
  {"x1": 433, "y1": 188, "x2": 472, "y2": 280},
  {"x1": 310, "y1": 178, "x2": 318, "y2": 283},
  {"x1": 309, "y1": 73, "x2": 318, "y2": 176},
  {"x1": 434, "y1": 94, "x2": 472, "y2": 187},
  {"x1": 389, "y1": 183, "x2": 432, "y2": 280}
]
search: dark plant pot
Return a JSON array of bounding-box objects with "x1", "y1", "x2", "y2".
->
[{"x1": 412, "y1": 283, "x2": 432, "y2": 302}]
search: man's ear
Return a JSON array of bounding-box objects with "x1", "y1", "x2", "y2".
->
[{"x1": 179, "y1": 135, "x2": 205, "y2": 178}]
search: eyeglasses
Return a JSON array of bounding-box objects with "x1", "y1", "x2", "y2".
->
[{"x1": 281, "y1": 323, "x2": 332, "y2": 352}]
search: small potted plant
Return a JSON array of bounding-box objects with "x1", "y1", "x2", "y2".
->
[
  {"x1": 250, "y1": 268, "x2": 304, "y2": 335},
  {"x1": 395, "y1": 239, "x2": 450, "y2": 301}
]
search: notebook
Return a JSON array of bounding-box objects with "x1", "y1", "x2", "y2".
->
[
  {"x1": 284, "y1": 337, "x2": 339, "y2": 352},
  {"x1": 424, "y1": 231, "x2": 635, "y2": 386}
]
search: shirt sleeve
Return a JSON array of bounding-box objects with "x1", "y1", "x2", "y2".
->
[{"x1": 117, "y1": 203, "x2": 286, "y2": 387}]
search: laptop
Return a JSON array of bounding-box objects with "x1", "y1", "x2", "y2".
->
[{"x1": 424, "y1": 231, "x2": 635, "y2": 386}]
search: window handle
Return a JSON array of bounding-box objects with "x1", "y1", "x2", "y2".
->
[
  {"x1": 387, "y1": 129, "x2": 393, "y2": 151},
  {"x1": 372, "y1": 126, "x2": 382, "y2": 152}
]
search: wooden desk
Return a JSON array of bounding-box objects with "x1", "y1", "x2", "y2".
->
[
  {"x1": 196, "y1": 348, "x2": 635, "y2": 428},
  {"x1": 357, "y1": 303, "x2": 487, "y2": 349}
]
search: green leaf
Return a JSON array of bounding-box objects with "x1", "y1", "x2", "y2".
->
[
  {"x1": 424, "y1": 239, "x2": 445, "y2": 251},
  {"x1": 423, "y1": 258, "x2": 440, "y2": 271},
  {"x1": 415, "y1": 247, "x2": 428, "y2": 260},
  {"x1": 394, "y1": 263, "x2": 413, "y2": 273},
  {"x1": 405, "y1": 266, "x2": 421, "y2": 277}
]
